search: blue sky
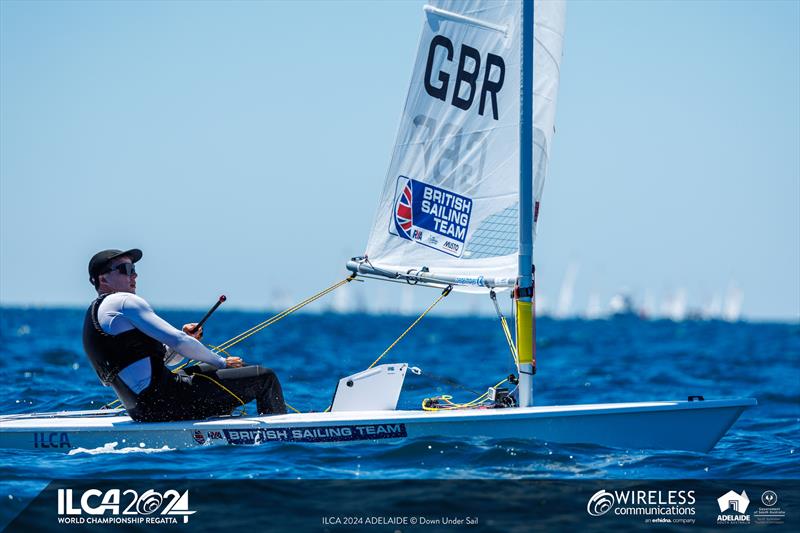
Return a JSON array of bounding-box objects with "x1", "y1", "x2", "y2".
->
[{"x1": 1, "y1": 0, "x2": 798, "y2": 320}]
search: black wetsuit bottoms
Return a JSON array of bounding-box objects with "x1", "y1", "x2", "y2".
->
[{"x1": 130, "y1": 364, "x2": 287, "y2": 422}]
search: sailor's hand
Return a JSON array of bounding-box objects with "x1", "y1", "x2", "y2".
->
[
  {"x1": 225, "y1": 356, "x2": 243, "y2": 368},
  {"x1": 182, "y1": 323, "x2": 203, "y2": 340}
]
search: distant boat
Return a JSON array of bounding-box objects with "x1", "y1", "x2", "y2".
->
[
  {"x1": 608, "y1": 292, "x2": 645, "y2": 320},
  {"x1": 661, "y1": 288, "x2": 688, "y2": 321},
  {"x1": 585, "y1": 291, "x2": 602, "y2": 319},
  {"x1": 723, "y1": 283, "x2": 744, "y2": 322},
  {"x1": 554, "y1": 263, "x2": 578, "y2": 319},
  {"x1": 703, "y1": 292, "x2": 723, "y2": 320}
]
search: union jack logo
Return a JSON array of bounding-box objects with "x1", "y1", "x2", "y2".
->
[{"x1": 395, "y1": 181, "x2": 413, "y2": 239}]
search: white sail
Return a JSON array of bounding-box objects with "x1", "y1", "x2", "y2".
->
[{"x1": 361, "y1": 0, "x2": 565, "y2": 291}]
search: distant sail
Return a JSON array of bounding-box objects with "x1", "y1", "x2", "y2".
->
[
  {"x1": 555, "y1": 262, "x2": 578, "y2": 318},
  {"x1": 362, "y1": 0, "x2": 565, "y2": 291}
]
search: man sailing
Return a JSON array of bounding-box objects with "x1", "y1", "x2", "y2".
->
[{"x1": 82, "y1": 248, "x2": 286, "y2": 422}]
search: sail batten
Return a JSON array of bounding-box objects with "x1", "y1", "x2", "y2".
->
[
  {"x1": 360, "y1": 0, "x2": 565, "y2": 292},
  {"x1": 423, "y1": 5, "x2": 509, "y2": 35}
]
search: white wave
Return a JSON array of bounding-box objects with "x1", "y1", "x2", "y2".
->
[{"x1": 67, "y1": 441, "x2": 174, "y2": 456}]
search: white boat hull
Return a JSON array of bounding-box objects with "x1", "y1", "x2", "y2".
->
[{"x1": 0, "y1": 398, "x2": 756, "y2": 453}]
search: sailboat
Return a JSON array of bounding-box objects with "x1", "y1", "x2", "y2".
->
[{"x1": 0, "y1": 0, "x2": 754, "y2": 453}]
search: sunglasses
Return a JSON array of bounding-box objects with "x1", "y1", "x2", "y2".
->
[{"x1": 104, "y1": 263, "x2": 136, "y2": 276}]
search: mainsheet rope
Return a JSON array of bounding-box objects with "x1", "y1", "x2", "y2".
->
[
  {"x1": 211, "y1": 274, "x2": 357, "y2": 353},
  {"x1": 178, "y1": 275, "x2": 358, "y2": 414}
]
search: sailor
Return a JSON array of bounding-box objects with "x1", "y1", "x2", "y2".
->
[{"x1": 82, "y1": 248, "x2": 287, "y2": 422}]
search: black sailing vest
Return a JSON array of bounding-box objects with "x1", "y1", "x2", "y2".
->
[{"x1": 82, "y1": 293, "x2": 169, "y2": 411}]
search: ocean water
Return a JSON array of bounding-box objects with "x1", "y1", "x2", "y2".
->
[{"x1": 0, "y1": 307, "x2": 798, "y2": 524}]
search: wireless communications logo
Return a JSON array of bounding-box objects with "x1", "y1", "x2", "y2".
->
[
  {"x1": 586, "y1": 488, "x2": 696, "y2": 524},
  {"x1": 57, "y1": 488, "x2": 196, "y2": 525}
]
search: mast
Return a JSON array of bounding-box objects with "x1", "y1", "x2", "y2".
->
[{"x1": 516, "y1": 0, "x2": 535, "y2": 407}]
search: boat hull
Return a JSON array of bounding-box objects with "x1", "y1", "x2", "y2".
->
[{"x1": 0, "y1": 399, "x2": 756, "y2": 453}]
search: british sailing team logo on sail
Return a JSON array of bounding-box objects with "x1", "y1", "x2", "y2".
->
[{"x1": 391, "y1": 176, "x2": 472, "y2": 257}]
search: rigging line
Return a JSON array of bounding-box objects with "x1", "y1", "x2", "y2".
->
[
  {"x1": 170, "y1": 345, "x2": 236, "y2": 374},
  {"x1": 490, "y1": 290, "x2": 519, "y2": 368},
  {"x1": 366, "y1": 285, "x2": 452, "y2": 370},
  {"x1": 217, "y1": 274, "x2": 355, "y2": 350},
  {"x1": 421, "y1": 378, "x2": 509, "y2": 411},
  {"x1": 213, "y1": 280, "x2": 343, "y2": 350},
  {"x1": 100, "y1": 399, "x2": 121, "y2": 410},
  {"x1": 213, "y1": 274, "x2": 356, "y2": 352},
  {"x1": 214, "y1": 275, "x2": 352, "y2": 351},
  {"x1": 168, "y1": 343, "x2": 247, "y2": 375},
  {"x1": 192, "y1": 373, "x2": 247, "y2": 415},
  {"x1": 172, "y1": 360, "x2": 191, "y2": 372}
]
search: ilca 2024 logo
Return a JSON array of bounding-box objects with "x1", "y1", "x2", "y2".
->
[{"x1": 57, "y1": 488, "x2": 195, "y2": 525}]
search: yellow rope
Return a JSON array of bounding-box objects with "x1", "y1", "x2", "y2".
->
[
  {"x1": 146, "y1": 278, "x2": 354, "y2": 413},
  {"x1": 158, "y1": 275, "x2": 356, "y2": 413},
  {"x1": 213, "y1": 274, "x2": 356, "y2": 353},
  {"x1": 489, "y1": 290, "x2": 518, "y2": 367},
  {"x1": 171, "y1": 361, "x2": 191, "y2": 372},
  {"x1": 105, "y1": 375, "x2": 300, "y2": 415},
  {"x1": 170, "y1": 345, "x2": 240, "y2": 373},
  {"x1": 215, "y1": 346, "x2": 236, "y2": 358},
  {"x1": 422, "y1": 378, "x2": 508, "y2": 411},
  {"x1": 192, "y1": 372, "x2": 247, "y2": 415},
  {"x1": 101, "y1": 399, "x2": 121, "y2": 409},
  {"x1": 189, "y1": 371, "x2": 303, "y2": 414},
  {"x1": 316, "y1": 286, "x2": 452, "y2": 413},
  {"x1": 366, "y1": 285, "x2": 451, "y2": 370},
  {"x1": 499, "y1": 316, "x2": 519, "y2": 366}
]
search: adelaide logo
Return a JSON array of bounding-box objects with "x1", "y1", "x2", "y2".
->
[{"x1": 717, "y1": 490, "x2": 751, "y2": 524}]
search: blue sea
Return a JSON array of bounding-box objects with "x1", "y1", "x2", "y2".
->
[{"x1": 0, "y1": 307, "x2": 798, "y2": 527}]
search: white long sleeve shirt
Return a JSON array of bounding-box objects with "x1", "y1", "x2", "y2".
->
[{"x1": 97, "y1": 292, "x2": 226, "y2": 392}]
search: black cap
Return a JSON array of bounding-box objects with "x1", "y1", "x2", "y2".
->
[{"x1": 88, "y1": 248, "x2": 142, "y2": 286}]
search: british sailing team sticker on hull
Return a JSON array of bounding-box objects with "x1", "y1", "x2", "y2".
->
[
  {"x1": 223, "y1": 423, "x2": 407, "y2": 445},
  {"x1": 391, "y1": 176, "x2": 472, "y2": 257}
]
